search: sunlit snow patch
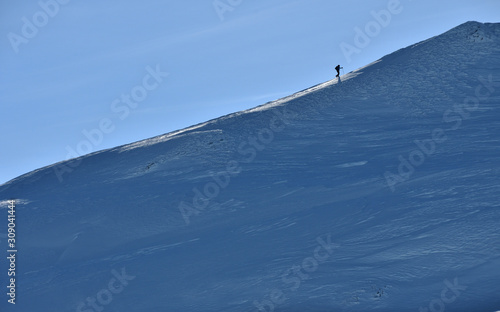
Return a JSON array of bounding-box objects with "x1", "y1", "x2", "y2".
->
[{"x1": 335, "y1": 161, "x2": 368, "y2": 168}]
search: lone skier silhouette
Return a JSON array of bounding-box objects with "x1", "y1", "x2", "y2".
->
[{"x1": 335, "y1": 65, "x2": 342, "y2": 77}]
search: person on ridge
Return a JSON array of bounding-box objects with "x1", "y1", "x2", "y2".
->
[{"x1": 335, "y1": 64, "x2": 341, "y2": 77}]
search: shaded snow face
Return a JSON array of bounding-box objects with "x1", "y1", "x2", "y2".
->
[{"x1": 1, "y1": 21, "x2": 500, "y2": 312}]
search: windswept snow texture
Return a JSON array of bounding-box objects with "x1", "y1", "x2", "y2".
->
[{"x1": 1, "y1": 21, "x2": 500, "y2": 312}]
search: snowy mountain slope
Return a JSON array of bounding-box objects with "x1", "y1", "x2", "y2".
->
[{"x1": 1, "y1": 21, "x2": 500, "y2": 311}]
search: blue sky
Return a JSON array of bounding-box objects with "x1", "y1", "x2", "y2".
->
[{"x1": 1, "y1": 0, "x2": 499, "y2": 184}]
